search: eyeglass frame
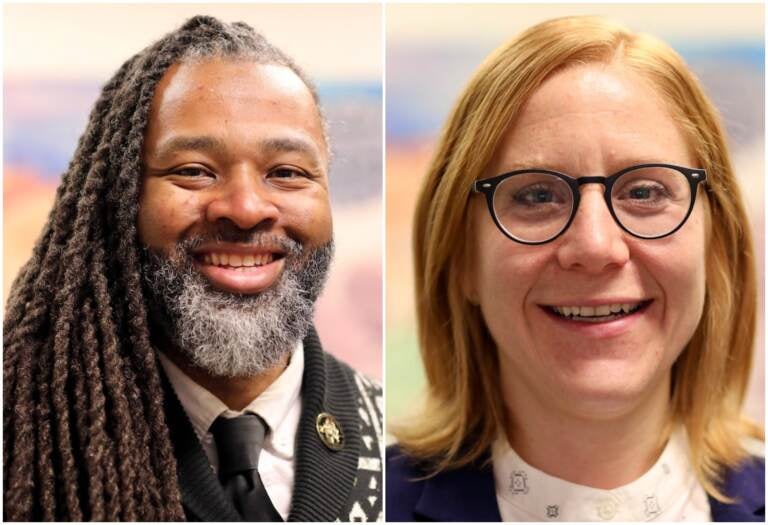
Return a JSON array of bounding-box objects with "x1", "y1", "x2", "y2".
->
[{"x1": 472, "y1": 163, "x2": 707, "y2": 245}]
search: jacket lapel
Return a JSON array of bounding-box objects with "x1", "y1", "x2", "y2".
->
[
  {"x1": 410, "y1": 457, "x2": 767, "y2": 523},
  {"x1": 410, "y1": 456, "x2": 766, "y2": 522},
  {"x1": 161, "y1": 326, "x2": 361, "y2": 522},
  {"x1": 709, "y1": 499, "x2": 764, "y2": 523},
  {"x1": 709, "y1": 457, "x2": 765, "y2": 522},
  {"x1": 162, "y1": 374, "x2": 241, "y2": 522},
  {"x1": 414, "y1": 459, "x2": 501, "y2": 521},
  {"x1": 288, "y1": 327, "x2": 361, "y2": 521}
]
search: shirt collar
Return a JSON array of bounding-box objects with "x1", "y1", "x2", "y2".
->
[
  {"x1": 492, "y1": 427, "x2": 699, "y2": 521},
  {"x1": 158, "y1": 342, "x2": 304, "y2": 457}
]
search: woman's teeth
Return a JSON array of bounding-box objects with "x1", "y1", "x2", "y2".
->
[
  {"x1": 202, "y1": 253, "x2": 274, "y2": 267},
  {"x1": 550, "y1": 303, "x2": 643, "y2": 321}
]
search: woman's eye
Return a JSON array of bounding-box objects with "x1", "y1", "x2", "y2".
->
[
  {"x1": 512, "y1": 185, "x2": 564, "y2": 206},
  {"x1": 621, "y1": 183, "x2": 668, "y2": 201},
  {"x1": 516, "y1": 189, "x2": 554, "y2": 204},
  {"x1": 629, "y1": 187, "x2": 652, "y2": 199}
]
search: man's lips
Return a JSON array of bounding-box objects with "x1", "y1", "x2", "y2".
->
[
  {"x1": 192, "y1": 242, "x2": 288, "y2": 257},
  {"x1": 200, "y1": 251, "x2": 275, "y2": 268},
  {"x1": 191, "y1": 244, "x2": 288, "y2": 294}
]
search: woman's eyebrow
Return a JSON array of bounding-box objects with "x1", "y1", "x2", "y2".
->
[
  {"x1": 496, "y1": 160, "x2": 563, "y2": 173},
  {"x1": 496, "y1": 157, "x2": 670, "y2": 175}
]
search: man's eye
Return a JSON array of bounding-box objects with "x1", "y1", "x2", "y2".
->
[
  {"x1": 269, "y1": 167, "x2": 307, "y2": 179},
  {"x1": 174, "y1": 166, "x2": 212, "y2": 178}
]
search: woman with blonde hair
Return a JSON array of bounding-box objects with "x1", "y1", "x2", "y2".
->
[{"x1": 387, "y1": 16, "x2": 763, "y2": 522}]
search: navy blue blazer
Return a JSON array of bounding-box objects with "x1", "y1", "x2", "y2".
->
[{"x1": 386, "y1": 446, "x2": 765, "y2": 522}]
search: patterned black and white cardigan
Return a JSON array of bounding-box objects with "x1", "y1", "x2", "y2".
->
[{"x1": 163, "y1": 326, "x2": 383, "y2": 522}]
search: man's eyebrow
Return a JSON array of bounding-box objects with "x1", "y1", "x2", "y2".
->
[
  {"x1": 259, "y1": 137, "x2": 322, "y2": 160},
  {"x1": 154, "y1": 135, "x2": 227, "y2": 158},
  {"x1": 152, "y1": 134, "x2": 325, "y2": 167}
]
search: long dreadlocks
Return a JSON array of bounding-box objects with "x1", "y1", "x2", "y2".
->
[{"x1": 3, "y1": 15, "x2": 321, "y2": 521}]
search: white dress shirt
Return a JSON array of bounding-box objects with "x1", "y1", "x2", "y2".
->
[
  {"x1": 158, "y1": 344, "x2": 304, "y2": 520},
  {"x1": 492, "y1": 427, "x2": 711, "y2": 522}
]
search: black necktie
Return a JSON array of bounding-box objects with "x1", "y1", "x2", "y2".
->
[{"x1": 210, "y1": 414, "x2": 283, "y2": 521}]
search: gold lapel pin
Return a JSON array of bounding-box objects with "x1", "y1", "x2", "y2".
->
[{"x1": 315, "y1": 412, "x2": 344, "y2": 451}]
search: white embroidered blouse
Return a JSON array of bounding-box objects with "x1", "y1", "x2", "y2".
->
[{"x1": 492, "y1": 428, "x2": 711, "y2": 521}]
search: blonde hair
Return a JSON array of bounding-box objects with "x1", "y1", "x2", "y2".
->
[{"x1": 395, "y1": 15, "x2": 761, "y2": 501}]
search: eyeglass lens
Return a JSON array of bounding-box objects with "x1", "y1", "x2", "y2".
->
[{"x1": 491, "y1": 166, "x2": 693, "y2": 243}]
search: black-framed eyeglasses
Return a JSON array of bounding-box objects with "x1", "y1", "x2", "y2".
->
[{"x1": 472, "y1": 163, "x2": 707, "y2": 245}]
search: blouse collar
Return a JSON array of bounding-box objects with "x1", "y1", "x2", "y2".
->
[{"x1": 492, "y1": 427, "x2": 706, "y2": 521}]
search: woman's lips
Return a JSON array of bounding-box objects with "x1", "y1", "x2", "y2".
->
[
  {"x1": 538, "y1": 300, "x2": 654, "y2": 338},
  {"x1": 547, "y1": 300, "x2": 652, "y2": 321},
  {"x1": 195, "y1": 256, "x2": 285, "y2": 294}
]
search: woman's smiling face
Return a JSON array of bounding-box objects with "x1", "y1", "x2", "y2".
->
[{"x1": 468, "y1": 62, "x2": 707, "y2": 417}]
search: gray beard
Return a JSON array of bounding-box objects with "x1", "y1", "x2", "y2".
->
[{"x1": 141, "y1": 235, "x2": 333, "y2": 378}]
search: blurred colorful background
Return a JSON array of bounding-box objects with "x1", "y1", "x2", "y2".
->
[
  {"x1": 3, "y1": 4, "x2": 382, "y2": 379},
  {"x1": 387, "y1": 4, "x2": 764, "y2": 428}
]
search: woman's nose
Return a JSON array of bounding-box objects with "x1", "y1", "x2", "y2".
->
[
  {"x1": 555, "y1": 186, "x2": 630, "y2": 273},
  {"x1": 205, "y1": 168, "x2": 280, "y2": 230}
]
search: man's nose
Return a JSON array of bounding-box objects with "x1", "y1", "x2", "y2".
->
[
  {"x1": 205, "y1": 167, "x2": 280, "y2": 230},
  {"x1": 555, "y1": 186, "x2": 629, "y2": 273}
]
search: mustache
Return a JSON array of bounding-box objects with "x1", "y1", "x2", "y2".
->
[{"x1": 177, "y1": 232, "x2": 303, "y2": 257}]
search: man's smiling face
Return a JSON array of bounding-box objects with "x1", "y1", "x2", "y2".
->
[
  {"x1": 137, "y1": 59, "x2": 333, "y2": 377},
  {"x1": 139, "y1": 58, "x2": 332, "y2": 288}
]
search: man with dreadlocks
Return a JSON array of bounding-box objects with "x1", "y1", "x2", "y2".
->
[{"x1": 4, "y1": 16, "x2": 382, "y2": 522}]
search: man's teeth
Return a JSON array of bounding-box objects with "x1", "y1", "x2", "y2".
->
[
  {"x1": 552, "y1": 303, "x2": 641, "y2": 318},
  {"x1": 202, "y1": 253, "x2": 274, "y2": 267}
]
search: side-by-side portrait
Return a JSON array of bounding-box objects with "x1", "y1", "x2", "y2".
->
[{"x1": 3, "y1": 2, "x2": 764, "y2": 523}]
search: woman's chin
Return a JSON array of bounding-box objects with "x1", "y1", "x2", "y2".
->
[
  {"x1": 546, "y1": 362, "x2": 670, "y2": 419},
  {"x1": 499, "y1": 342, "x2": 671, "y2": 420}
]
